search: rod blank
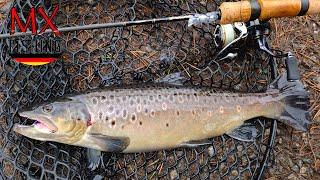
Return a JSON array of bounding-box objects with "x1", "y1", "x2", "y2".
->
[{"x1": 0, "y1": 15, "x2": 193, "y2": 39}]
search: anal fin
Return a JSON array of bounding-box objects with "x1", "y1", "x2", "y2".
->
[{"x1": 227, "y1": 123, "x2": 258, "y2": 142}]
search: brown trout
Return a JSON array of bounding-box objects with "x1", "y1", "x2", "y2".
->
[{"x1": 14, "y1": 72, "x2": 310, "y2": 153}]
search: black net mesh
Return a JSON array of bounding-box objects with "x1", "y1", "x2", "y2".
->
[{"x1": 0, "y1": 0, "x2": 279, "y2": 179}]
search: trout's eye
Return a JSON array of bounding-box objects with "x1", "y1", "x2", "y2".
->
[{"x1": 43, "y1": 105, "x2": 53, "y2": 113}]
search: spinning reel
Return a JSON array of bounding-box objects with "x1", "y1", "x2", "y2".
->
[{"x1": 213, "y1": 20, "x2": 300, "y2": 81}]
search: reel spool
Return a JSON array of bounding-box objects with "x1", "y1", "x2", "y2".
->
[
  {"x1": 213, "y1": 22, "x2": 248, "y2": 48},
  {"x1": 213, "y1": 24, "x2": 235, "y2": 48}
]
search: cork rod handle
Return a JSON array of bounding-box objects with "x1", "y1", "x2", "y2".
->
[{"x1": 219, "y1": 0, "x2": 320, "y2": 24}]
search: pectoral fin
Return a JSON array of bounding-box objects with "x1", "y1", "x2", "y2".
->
[
  {"x1": 227, "y1": 123, "x2": 258, "y2": 142},
  {"x1": 86, "y1": 148, "x2": 102, "y2": 171},
  {"x1": 86, "y1": 133, "x2": 130, "y2": 152}
]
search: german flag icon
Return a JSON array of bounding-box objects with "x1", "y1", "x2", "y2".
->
[{"x1": 10, "y1": 54, "x2": 61, "y2": 66}]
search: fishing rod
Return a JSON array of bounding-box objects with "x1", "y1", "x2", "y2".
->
[
  {"x1": 0, "y1": 14, "x2": 197, "y2": 38},
  {"x1": 0, "y1": 0, "x2": 319, "y2": 39}
]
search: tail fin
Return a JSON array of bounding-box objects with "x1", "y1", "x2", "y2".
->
[{"x1": 268, "y1": 71, "x2": 311, "y2": 131}]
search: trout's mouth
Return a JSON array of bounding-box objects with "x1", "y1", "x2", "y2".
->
[{"x1": 14, "y1": 111, "x2": 58, "y2": 134}]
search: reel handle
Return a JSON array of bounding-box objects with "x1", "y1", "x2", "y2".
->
[{"x1": 219, "y1": 0, "x2": 320, "y2": 24}]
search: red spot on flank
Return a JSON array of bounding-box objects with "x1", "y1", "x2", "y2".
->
[{"x1": 87, "y1": 117, "x2": 94, "y2": 126}]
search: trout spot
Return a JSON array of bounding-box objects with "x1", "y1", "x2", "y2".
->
[
  {"x1": 194, "y1": 93, "x2": 199, "y2": 101},
  {"x1": 178, "y1": 96, "x2": 184, "y2": 103},
  {"x1": 115, "y1": 109, "x2": 121, "y2": 117},
  {"x1": 213, "y1": 98, "x2": 217, "y2": 103},
  {"x1": 131, "y1": 114, "x2": 136, "y2": 122},
  {"x1": 162, "y1": 103, "x2": 167, "y2": 110},
  {"x1": 111, "y1": 120, "x2": 116, "y2": 127},
  {"x1": 143, "y1": 99, "x2": 147, "y2": 105},
  {"x1": 98, "y1": 112, "x2": 103, "y2": 120},
  {"x1": 136, "y1": 104, "x2": 142, "y2": 112},
  {"x1": 92, "y1": 97, "x2": 98, "y2": 105},
  {"x1": 236, "y1": 105, "x2": 241, "y2": 113},
  {"x1": 130, "y1": 99, "x2": 135, "y2": 106},
  {"x1": 150, "y1": 110, "x2": 155, "y2": 117},
  {"x1": 116, "y1": 98, "x2": 121, "y2": 103},
  {"x1": 186, "y1": 94, "x2": 191, "y2": 100},
  {"x1": 122, "y1": 110, "x2": 127, "y2": 119},
  {"x1": 219, "y1": 106, "x2": 224, "y2": 113},
  {"x1": 108, "y1": 106, "x2": 114, "y2": 114},
  {"x1": 224, "y1": 95, "x2": 230, "y2": 103}
]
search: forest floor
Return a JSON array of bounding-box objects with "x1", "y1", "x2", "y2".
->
[{"x1": 266, "y1": 15, "x2": 320, "y2": 179}]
